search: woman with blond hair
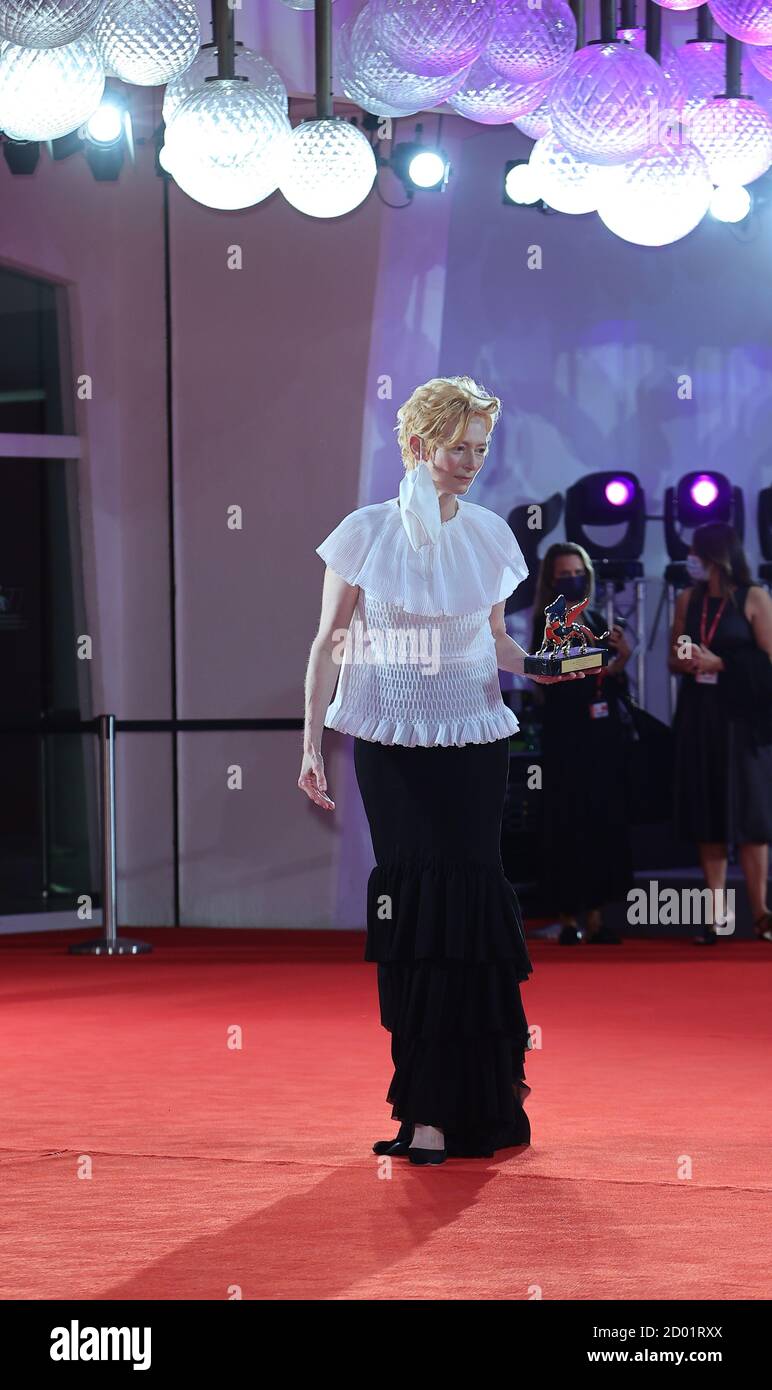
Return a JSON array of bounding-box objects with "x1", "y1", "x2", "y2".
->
[{"x1": 299, "y1": 376, "x2": 583, "y2": 1164}]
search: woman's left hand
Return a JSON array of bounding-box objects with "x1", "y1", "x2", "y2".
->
[
  {"x1": 691, "y1": 643, "x2": 724, "y2": 674},
  {"x1": 528, "y1": 670, "x2": 586, "y2": 684}
]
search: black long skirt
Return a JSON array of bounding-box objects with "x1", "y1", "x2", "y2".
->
[{"x1": 353, "y1": 734, "x2": 534, "y2": 1159}]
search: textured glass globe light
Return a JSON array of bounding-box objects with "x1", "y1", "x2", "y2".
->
[
  {"x1": 748, "y1": 44, "x2": 772, "y2": 79},
  {"x1": 335, "y1": 15, "x2": 415, "y2": 115},
  {"x1": 551, "y1": 42, "x2": 668, "y2": 165},
  {"x1": 0, "y1": 33, "x2": 104, "y2": 139},
  {"x1": 618, "y1": 26, "x2": 686, "y2": 115},
  {"x1": 528, "y1": 130, "x2": 608, "y2": 213},
  {"x1": 708, "y1": 0, "x2": 772, "y2": 45},
  {"x1": 162, "y1": 138, "x2": 282, "y2": 209},
  {"x1": 0, "y1": 0, "x2": 105, "y2": 47},
  {"x1": 513, "y1": 94, "x2": 554, "y2": 139},
  {"x1": 710, "y1": 183, "x2": 752, "y2": 219},
  {"x1": 278, "y1": 0, "x2": 337, "y2": 8},
  {"x1": 163, "y1": 80, "x2": 291, "y2": 207},
  {"x1": 370, "y1": 0, "x2": 496, "y2": 78},
  {"x1": 163, "y1": 46, "x2": 287, "y2": 126},
  {"x1": 449, "y1": 55, "x2": 552, "y2": 123},
  {"x1": 279, "y1": 118, "x2": 377, "y2": 218},
  {"x1": 690, "y1": 96, "x2": 772, "y2": 183},
  {"x1": 650, "y1": 0, "x2": 704, "y2": 9},
  {"x1": 678, "y1": 40, "x2": 726, "y2": 119},
  {"x1": 94, "y1": 0, "x2": 199, "y2": 86},
  {"x1": 349, "y1": 4, "x2": 473, "y2": 113},
  {"x1": 486, "y1": 0, "x2": 576, "y2": 85},
  {"x1": 596, "y1": 140, "x2": 713, "y2": 244}
]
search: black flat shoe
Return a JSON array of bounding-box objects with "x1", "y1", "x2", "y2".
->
[
  {"x1": 372, "y1": 1121, "x2": 414, "y2": 1155},
  {"x1": 408, "y1": 1145, "x2": 447, "y2": 1165},
  {"x1": 558, "y1": 924, "x2": 583, "y2": 945}
]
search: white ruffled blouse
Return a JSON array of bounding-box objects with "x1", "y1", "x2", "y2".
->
[{"x1": 315, "y1": 477, "x2": 529, "y2": 748}]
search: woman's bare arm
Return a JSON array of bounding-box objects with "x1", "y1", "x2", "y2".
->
[
  {"x1": 746, "y1": 584, "x2": 772, "y2": 658},
  {"x1": 298, "y1": 567, "x2": 359, "y2": 809}
]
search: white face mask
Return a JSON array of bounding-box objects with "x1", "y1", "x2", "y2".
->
[{"x1": 686, "y1": 553, "x2": 709, "y2": 582}]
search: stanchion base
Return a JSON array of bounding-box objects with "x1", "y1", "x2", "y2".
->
[{"x1": 68, "y1": 939, "x2": 152, "y2": 955}]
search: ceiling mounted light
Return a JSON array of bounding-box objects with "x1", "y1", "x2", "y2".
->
[
  {"x1": 0, "y1": 0, "x2": 105, "y2": 47},
  {"x1": 0, "y1": 32, "x2": 104, "y2": 139},
  {"x1": 690, "y1": 95, "x2": 772, "y2": 183},
  {"x1": 550, "y1": 41, "x2": 668, "y2": 165},
  {"x1": 528, "y1": 129, "x2": 609, "y2": 213},
  {"x1": 369, "y1": 0, "x2": 496, "y2": 78},
  {"x1": 595, "y1": 139, "x2": 713, "y2": 244},
  {"x1": 486, "y1": 0, "x2": 576, "y2": 86},
  {"x1": 348, "y1": 3, "x2": 474, "y2": 115},
  {"x1": 449, "y1": 55, "x2": 552, "y2": 124},
  {"x1": 163, "y1": 43, "x2": 287, "y2": 127},
  {"x1": 279, "y1": 117, "x2": 377, "y2": 217},
  {"x1": 709, "y1": 182, "x2": 752, "y2": 219},
  {"x1": 94, "y1": 0, "x2": 200, "y2": 86}
]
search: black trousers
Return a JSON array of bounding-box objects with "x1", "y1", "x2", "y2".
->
[{"x1": 353, "y1": 735, "x2": 533, "y2": 1158}]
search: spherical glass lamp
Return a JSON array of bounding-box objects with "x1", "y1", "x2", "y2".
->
[
  {"x1": 163, "y1": 80, "x2": 291, "y2": 205},
  {"x1": 710, "y1": 183, "x2": 752, "y2": 219},
  {"x1": 94, "y1": 0, "x2": 200, "y2": 86},
  {"x1": 596, "y1": 139, "x2": 713, "y2": 244},
  {"x1": 618, "y1": 25, "x2": 686, "y2": 116},
  {"x1": 163, "y1": 46, "x2": 287, "y2": 126},
  {"x1": 161, "y1": 138, "x2": 281, "y2": 209},
  {"x1": 349, "y1": 5, "x2": 473, "y2": 113},
  {"x1": 551, "y1": 41, "x2": 668, "y2": 165},
  {"x1": 513, "y1": 94, "x2": 554, "y2": 139},
  {"x1": 748, "y1": 44, "x2": 772, "y2": 80},
  {"x1": 369, "y1": 0, "x2": 496, "y2": 78},
  {"x1": 335, "y1": 16, "x2": 416, "y2": 116},
  {"x1": 690, "y1": 96, "x2": 772, "y2": 183},
  {"x1": 0, "y1": 0, "x2": 105, "y2": 47},
  {"x1": 0, "y1": 32, "x2": 104, "y2": 139},
  {"x1": 486, "y1": 0, "x2": 576, "y2": 86},
  {"x1": 707, "y1": 0, "x2": 772, "y2": 46},
  {"x1": 448, "y1": 55, "x2": 552, "y2": 124},
  {"x1": 278, "y1": 118, "x2": 377, "y2": 219},
  {"x1": 528, "y1": 130, "x2": 608, "y2": 213},
  {"x1": 651, "y1": 0, "x2": 704, "y2": 9}
]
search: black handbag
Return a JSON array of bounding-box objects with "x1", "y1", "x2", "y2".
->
[{"x1": 615, "y1": 692, "x2": 674, "y2": 825}]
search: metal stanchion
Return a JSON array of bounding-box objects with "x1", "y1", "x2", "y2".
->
[{"x1": 69, "y1": 713, "x2": 151, "y2": 956}]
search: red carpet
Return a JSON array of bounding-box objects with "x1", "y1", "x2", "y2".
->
[{"x1": 0, "y1": 929, "x2": 769, "y2": 1301}]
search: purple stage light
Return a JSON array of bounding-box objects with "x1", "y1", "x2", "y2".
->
[
  {"x1": 690, "y1": 474, "x2": 720, "y2": 507},
  {"x1": 605, "y1": 477, "x2": 633, "y2": 506}
]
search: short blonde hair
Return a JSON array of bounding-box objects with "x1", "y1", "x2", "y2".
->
[{"x1": 394, "y1": 375, "x2": 502, "y2": 472}]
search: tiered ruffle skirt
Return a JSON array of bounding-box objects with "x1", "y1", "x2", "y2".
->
[{"x1": 353, "y1": 734, "x2": 533, "y2": 1159}]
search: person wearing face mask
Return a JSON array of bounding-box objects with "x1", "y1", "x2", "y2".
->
[
  {"x1": 529, "y1": 543, "x2": 635, "y2": 945},
  {"x1": 669, "y1": 523, "x2": 772, "y2": 943}
]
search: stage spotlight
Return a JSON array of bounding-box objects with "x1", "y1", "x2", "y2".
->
[
  {"x1": 83, "y1": 86, "x2": 133, "y2": 180},
  {"x1": 664, "y1": 470, "x2": 743, "y2": 561},
  {"x1": 565, "y1": 471, "x2": 646, "y2": 573},
  {"x1": 503, "y1": 159, "x2": 541, "y2": 205},
  {"x1": 605, "y1": 476, "x2": 634, "y2": 506},
  {"x1": 84, "y1": 99, "x2": 125, "y2": 148},
  {"x1": 2, "y1": 138, "x2": 40, "y2": 175},
  {"x1": 390, "y1": 128, "x2": 450, "y2": 195}
]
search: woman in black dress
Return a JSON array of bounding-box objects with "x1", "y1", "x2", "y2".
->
[
  {"x1": 529, "y1": 543, "x2": 635, "y2": 945},
  {"x1": 670, "y1": 523, "x2": 772, "y2": 943}
]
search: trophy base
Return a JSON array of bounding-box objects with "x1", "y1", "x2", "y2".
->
[{"x1": 524, "y1": 647, "x2": 609, "y2": 676}]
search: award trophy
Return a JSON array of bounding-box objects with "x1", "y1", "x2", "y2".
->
[{"x1": 524, "y1": 595, "x2": 610, "y2": 676}]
